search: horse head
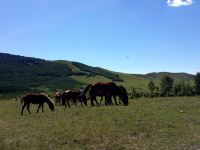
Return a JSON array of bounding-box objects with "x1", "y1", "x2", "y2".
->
[
  {"x1": 42, "y1": 94, "x2": 55, "y2": 111},
  {"x1": 118, "y1": 86, "x2": 129, "y2": 106}
]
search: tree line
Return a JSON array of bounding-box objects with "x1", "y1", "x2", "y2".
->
[{"x1": 131, "y1": 72, "x2": 200, "y2": 98}]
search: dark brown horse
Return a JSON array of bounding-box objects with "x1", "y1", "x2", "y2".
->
[
  {"x1": 105, "y1": 85, "x2": 128, "y2": 106},
  {"x1": 21, "y1": 93, "x2": 55, "y2": 115},
  {"x1": 83, "y1": 82, "x2": 128, "y2": 106},
  {"x1": 62, "y1": 90, "x2": 87, "y2": 107}
]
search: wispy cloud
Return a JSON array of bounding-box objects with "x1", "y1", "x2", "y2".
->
[{"x1": 167, "y1": 0, "x2": 193, "y2": 7}]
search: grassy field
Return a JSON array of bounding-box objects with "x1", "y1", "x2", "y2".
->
[{"x1": 1, "y1": 97, "x2": 200, "y2": 149}]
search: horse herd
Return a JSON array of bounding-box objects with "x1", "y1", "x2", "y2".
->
[{"x1": 21, "y1": 82, "x2": 129, "y2": 115}]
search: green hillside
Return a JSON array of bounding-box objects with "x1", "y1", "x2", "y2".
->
[
  {"x1": 0, "y1": 53, "x2": 80, "y2": 93},
  {"x1": 0, "y1": 53, "x2": 195, "y2": 94}
]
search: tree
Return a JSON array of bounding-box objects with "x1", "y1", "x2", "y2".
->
[
  {"x1": 160, "y1": 75, "x2": 174, "y2": 97},
  {"x1": 173, "y1": 80, "x2": 186, "y2": 96},
  {"x1": 131, "y1": 87, "x2": 137, "y2": 98},
  {"x1": 185, "y1": 81, "x2": 195, "y2": 96},
  {"x1": 194, "y1": 72, "x2": 200, "y2": 95},
  {"x1": 148, "y1": 80, "x2": 155, "y2": 97},
  {"x1": 131, "y1": 87, "x2": 141, "y2": 98}
]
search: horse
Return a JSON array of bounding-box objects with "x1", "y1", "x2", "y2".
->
[
  {"x1": 21, "y1": 93, "x2": 55, "y2": 115},
  {"x1": 77, "y1": 94, "x2": 87, "y2": 106},
  {"x1": 55, "y1": 92, "x2": 62, "y2": 106},
  {"x1": 82, "y1": 82, "x2": 128, "y2": 106},
  {"x1": 62, "y1": 90, "x2": 87, "y2": 108},
  {"x1": 99, "y1": 86, "x2": 128, "y2": 106}
]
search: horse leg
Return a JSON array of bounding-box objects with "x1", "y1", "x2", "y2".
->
[
  {"x1": 100, "y1": 96, "x2": 104, "y2": 106},
  {"x1": 91, "y1": 96, "x2": 94, "y2": 106},
  {"x1": 62, "y1": 96, "x2": 67, "y2": 108},
  {"x1": 74, "y1": 98, "x2": 78, "y2": 106},
  {"x1": 42, "y1": 103, "x2": 44, "y2": 112},
  {"x1": 105, "y1": 95, "x2": 110, "y2": 105},
  {"x1": 63, "y1": 98, "x2": 67, "y2": 108},
  {"x1": 27, "y1": 103, "x2": 31, "y2": 114},
  {"x1": 76, "y1": 97, "x2": 78, "y2": 106},
  {"x1": 82, "y1": 95, "x2": 87, "y2": 106},
  {"x1": 94, "y1": 97, "x2": 99, "y2": 107},
  {"x1": 67, "y1": 99, "x2": 70, "y2": 108},
  {"x1": 113, "y1": 95, "x2": 118, "y2": 105},
  {"x1": 119, "y1": 97, "x2": 122, "y2": 105},
  {"x1": 37, "y1": 104, "x2": 42, "y2": 113},
  {"x1": 80, "y1": 98, "x2": 83, "y2": 107},
  {"x1": 78, "y1": 96, "x2": 83, "y2": 107},
  {"x1": 21, "y1": 103, "x2": 27, "y2": 115},
  {"x1": 110, "y1": 99, "x2": 113, "y2": 105},
  {"x1": 106, "y1": 95, "x2": 111, "y2": 105},
  {"x1": 109, "y1": 96, "x2": 114, "y2": 105},
  {"x1": 59, "y1": 98, "x2": 61, "y2": 106}
]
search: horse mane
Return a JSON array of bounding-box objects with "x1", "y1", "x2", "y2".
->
[
  {"x1": 39, "y1": 93, "x2": 54, "y2": 111},
  {"x1": 82, "y1": 84, "x2": 92, "y2": 95},
  {"x1": 118, "y1": 85, "x2": 128, "y2": 95},
  {"x1": 40, "y1": 93, "x2": 54, "y2": 104}
]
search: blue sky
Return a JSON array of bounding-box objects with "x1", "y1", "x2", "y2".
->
[{"x1": 0, "y1": 0, "x2": 199, "y2": 74}]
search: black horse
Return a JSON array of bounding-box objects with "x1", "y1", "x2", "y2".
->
[
  {"x1": 62, "y1": 90, "x2": 87, "y2": 107},
  {"x1": 21, "y1": 93, "x2": 54, "y2": 115}
]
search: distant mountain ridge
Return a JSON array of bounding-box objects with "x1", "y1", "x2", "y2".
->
[
  {"x1": 145, "y1": 72, "x2": 194, "y2": 80},
  {"x1": 132, "y1": 72, "x2": 194, "y2": 81},
  {"x1": 0, "y1": 52, "x2": 194, "y2": 93}
]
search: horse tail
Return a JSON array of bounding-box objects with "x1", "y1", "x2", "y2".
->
[
  {"x1": 82, "y1": 84, "x2": 92, "y2": 95},
  {"x1": 21, "y1": 96, "x2": 25, "y2": 104}
]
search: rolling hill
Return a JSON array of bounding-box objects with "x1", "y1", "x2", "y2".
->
[{"x1": 0, "y1": 52, "x2": 195, "y2": 94}]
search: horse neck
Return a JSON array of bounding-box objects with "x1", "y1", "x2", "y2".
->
[
  {"x1": 116, "y1": 87, "x2": 124, "y2": 96},
  {"x1": 82, "y1": 84, "x2": 92, "y2": 95},
  {"x1": 45, "y1": 97, "x2": 53, "y2": 105}
]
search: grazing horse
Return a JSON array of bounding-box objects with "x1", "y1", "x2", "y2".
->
[
  {"x1": 62, "y1": 90, "x2": 87, "y2": 108},
  {"x1": 55, "y1": 92, "x2": 62, "y2": 106},
  {"x1": 21, "y1": 93, "x2": 55, "y2": 115},
  {"x1": 83, "y1": 82, "x2": 128, "y2": 106}
]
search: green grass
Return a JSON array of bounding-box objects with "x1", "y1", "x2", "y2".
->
[{"x1": 1, "y1": 97, "x2": 200, "y2": 149}]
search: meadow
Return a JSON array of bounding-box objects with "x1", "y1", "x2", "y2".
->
[{"x1": 1, "y1": 97, "x2": 200, "y2": 150}]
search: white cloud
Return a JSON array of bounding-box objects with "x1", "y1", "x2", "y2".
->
[{"x1": 167, "y1": 0, "x2": 193, "y2": 7}]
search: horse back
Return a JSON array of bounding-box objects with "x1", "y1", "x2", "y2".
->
[
  {"x1": 23, "y1": 93, "x2": 47, "y2": 104},
  {"x1": 90, "y1": 82, "x2": 118, "y2": 96}
]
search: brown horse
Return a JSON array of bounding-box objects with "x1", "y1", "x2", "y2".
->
[
  {"x1": 21, "y1": 93, "x2": 55, "y2": 115},
  {"x1": 105, "y1": 85, "x2": 128, "y2": 106},
  {"x1": 83, "y1": 82, "x2": 128, "y2": 106},
  {"x1": 55, "y1": 92, "x2": 62, "y2": 106},
  {"x1": 62, "y1": 90, "x2": 87, "y2": 107}
]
